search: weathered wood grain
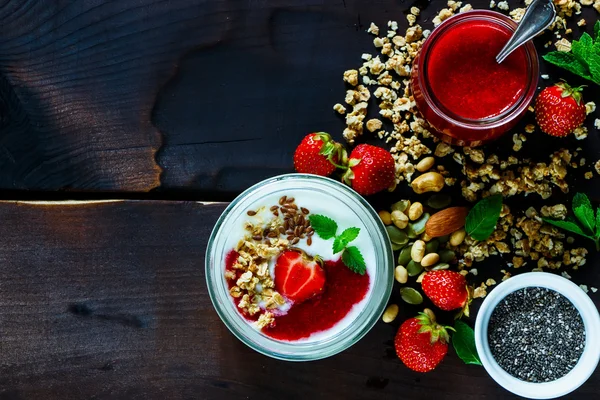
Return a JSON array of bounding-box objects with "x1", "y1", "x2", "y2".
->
[
  {"x1": 0, "y1": 200, "x2": 597, "y2": 399},
  {"x1": 0, "y1": 0, "x2": 230, "y2": 191}
]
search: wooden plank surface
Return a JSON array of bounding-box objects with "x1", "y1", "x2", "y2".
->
[{"x1": 0, "y1": 200, "x2": 597, "y2": 399}]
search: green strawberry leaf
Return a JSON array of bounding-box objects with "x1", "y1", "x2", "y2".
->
[
  {"x1": 573, "y1": 193, "x2": 596, "y2": 234},
  {"x1": 342, "y1": 246, "x2": 366, "y2": 275},
  {"x1": 308, "y1": 214, "x2": 338, "y2": 240},
  {"x1": 452, "y1": 321, "x2": 482, "y2": 366},
  {"x1": 332, "y1": 227, "x2": 360, "y2": 253},
  {"x1": 594, "y1": 21, "x2": 600, "y2": 42},
  {"x1": 465, "y1": 194, "x2": 503, "y2": 241}
]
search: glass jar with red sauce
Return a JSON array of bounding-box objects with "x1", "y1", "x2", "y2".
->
[{"x1": 411, "y1": 10, "x2": 539, "y2": 147}]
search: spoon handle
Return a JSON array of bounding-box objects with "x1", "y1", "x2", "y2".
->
[{"x1": 496, "y1": 0, "x2": 556, "y2": 64}]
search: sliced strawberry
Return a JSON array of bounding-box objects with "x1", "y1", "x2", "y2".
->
[{"x1": 274, "y1": 250, "x2": 326, "y2": 304}]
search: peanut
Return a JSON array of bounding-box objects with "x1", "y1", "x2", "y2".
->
[
  {"x1": 450, "y1": 229, "x2": 467, "y2": 246},
  {"x1": 382, "y1": 304, "x2": 399, "y2": 323},
  {"x1": 395, "y1": 265, "x2": 408, "y2": 284},
  {"x1": 416, "y1": 157, "x2": 435, "y2": 172},
  {"x1": 411, "y1": 172, "x2": 445, "y2": 194},
  {"x1": 408, "y1": 202, "x2": 424, "y2": 221},
  {"x1": 421, "y1": 253, "x2": 440, "y2": 268},
  {"x1": 391, "y1": 210, "x2": 409, "y2": 229},
  {"x1": 411, "y1": 240, "x2": 426, "y2": 263},
  {"x1": 379, "y1": 210, "x2": 392, "y2": 225}
]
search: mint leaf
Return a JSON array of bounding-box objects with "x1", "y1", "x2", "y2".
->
[
  {"x1": 465, "y1": 194, "x2": 503, "y2": 241},
  {"x1": 573, "y1": 32, "x2": 594, "y2": 62},
  {"x1": 544, "y1": 52, "x2": 593, "y2": 80},
  {"x1": 573, "y1": 193, "x2": 596, "y2": 234},
  {"x1": 333, "y1": 227, "x2": 360, "y2": 253},
  {"x1": 542, "y1": 217, "x2": 594, "y2": 240},
  {"x1": 308, "y1": 214, "x2": 338, "y2": 240},
  {"x1": 597, "y1": 208, "x2": 600, "y2": 240},
  {"x1": 590, "y1": 42, "x2": 600, "y2": 82},
  {"x1": 594, "y1": 21, "x2": 600, "y2": 41},
  {"x1": 453, "y1": 321, "x2": 482, "y2": 366},
  {"x1": 342, "y1": 246, "x2": 366, "y2": 275}
]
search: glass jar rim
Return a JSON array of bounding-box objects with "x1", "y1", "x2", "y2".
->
[
  {"x1": 205, "y1": 173, "x2": 394, "y2": 361},
  {"x1": 416, "y1": 10, "x2": 540, "y2": 129}
]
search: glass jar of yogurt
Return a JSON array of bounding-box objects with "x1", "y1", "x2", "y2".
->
[{"x1": 205, "y1": 174, "x2": 394, "y2": 361}]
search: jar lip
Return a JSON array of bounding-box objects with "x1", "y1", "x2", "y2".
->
[
  {"x1": 205, "y1": 174, "x2": 394, "y2": 361},
  {"x1": 416, "y1": 10, "x2": 540, "y2": 129}
]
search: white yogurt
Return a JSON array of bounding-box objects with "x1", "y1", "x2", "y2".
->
[{"x1": 224, "y1": 190, "x2": 376, "y2": 343}]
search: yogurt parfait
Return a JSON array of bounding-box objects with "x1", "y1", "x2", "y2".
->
[{"x1": 206, "y1": 174, "x2": 393, "y2": 360}]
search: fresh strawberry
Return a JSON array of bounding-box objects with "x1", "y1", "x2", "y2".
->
[
  {"x1": 274, "y1": 249, "x2": 326, "y2": 304},
  {"x1": 535, "y1": 82, "x2": 586, "y2": 137},
  {"x1": 343, "y1": 144, "x2": 395, "y2": 196},
  {"x1": 395, "y1": 310, "x2": 452, "y2": 373},
  {"x1": 293, "y1": 133, "x2": 345, "y2": 177},
  {"x1": 422, "y1": 270, "x2": 472, "y2": 317}
]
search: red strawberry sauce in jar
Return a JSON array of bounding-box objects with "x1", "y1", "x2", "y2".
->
[
  {"x1": 225, "y1": 251, "x2": 371, "y2": 341},
  {"x1": 411, "y1": 11, "x2": 539, "y2": 147}
]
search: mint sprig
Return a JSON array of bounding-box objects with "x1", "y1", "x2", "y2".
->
[
  {"x1": 465, "y1": 194, "x2": 503, "y2": 241},
  {"x1": 333, "y1": 227, "x2": 360, "y2": 253},
  {"x1": 543, "y1": 21, "x2": 600, "y2": 86},
  {"x1": 543, "y1": 192, "x2": 600, "y2": 251},
  {"x1": 308, "y1": 214, "x2": 365, "y2": 274}
]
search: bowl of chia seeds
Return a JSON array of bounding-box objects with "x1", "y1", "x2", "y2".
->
[{"x1": 475, "y1": 272, "x2": 600, "y2": 399}]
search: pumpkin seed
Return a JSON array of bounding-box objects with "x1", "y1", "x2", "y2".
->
[
  {"x1": 405, "y1": 223, "x2": 418, "y2": 239},
  {"x1": 406, "y1": 260, "x2": 423, "y2": 276},
  {"x1": 439, "y1": 250, "x2": 456, "y2": 263},
  {"x1": 400, "y1": 287, "x2": 423, "y2": 305},
  {"x1": 386, "y1": 226, "x2": 408, "y2": 245},
  {"x1": 391, "y1": 200, "x2": 411, "y2": 213},
  {"x1": 409, "y1": 213, "x2": 430, "y2": 236},
  {"x1": 438, "y1": 235, "x2": 450, "y2": 244},
  {"x1": 427, "y1": 194, "x2": 452, "y2": 210},
  {"x1": 425, "y1": 240, "x2": 439, "y2": 254},
  {"x1": 397, "y1": 245, "x2": 413, "y2": 265},
  {"x1": 391, "y1": 242, "x2": 404, "y2": 251},
  {"x1": 431, "y1": 262, "x2": 450, "y2": 271}
]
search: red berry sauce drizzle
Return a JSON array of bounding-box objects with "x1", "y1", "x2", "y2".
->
[{"x1": 225, "y1": 251, "x2": 371, "y2": 340}]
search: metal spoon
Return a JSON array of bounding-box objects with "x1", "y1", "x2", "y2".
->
[{"x1": 496, "y1": 0, "x2": 556, "y2": 64}]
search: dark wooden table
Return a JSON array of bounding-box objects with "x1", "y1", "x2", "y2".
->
[{"x1": 0, "y1": 1, "x2": 599, "y2": 399}]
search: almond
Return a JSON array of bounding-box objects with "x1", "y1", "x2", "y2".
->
[{"x1": 425, "y1": 207, "x2": 469, "y2": 238}]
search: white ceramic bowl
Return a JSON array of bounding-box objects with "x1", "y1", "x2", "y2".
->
[{"x1": 475, "y1": 272, "x2": 600, "y2": 399}]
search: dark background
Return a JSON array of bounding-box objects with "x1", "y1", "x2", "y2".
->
[{"x1": 0, "y1": 0, "x2": 598, "y2": 399}]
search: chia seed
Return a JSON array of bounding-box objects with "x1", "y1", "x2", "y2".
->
[{"x1": 488, "y1": 287, "x2": 585, "y2": 383}]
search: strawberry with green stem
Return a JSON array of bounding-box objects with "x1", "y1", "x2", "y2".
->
[
  {"x1": 422, "y1": 270, "x2": 473, "y2": 318},
  {"x1": 342, "y1": 144, "x2": 395, "y2": 196},
  {"x1": 293, "y1": 133, "x2": 347, "y2": 177},
  {"x1": 395, "y1": 309, "x2": 454, "y2": 373},
  {"x1": 535, "y1": 82, "x2": 586, "y2": 138}
]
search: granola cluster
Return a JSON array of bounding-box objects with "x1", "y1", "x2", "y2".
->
[
  {"x1": 228, "y1": 232, "x2": 288, "y2": 328},
  {"x1": 448, "y1": 203, "x2": 589, "y2": 298}
]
